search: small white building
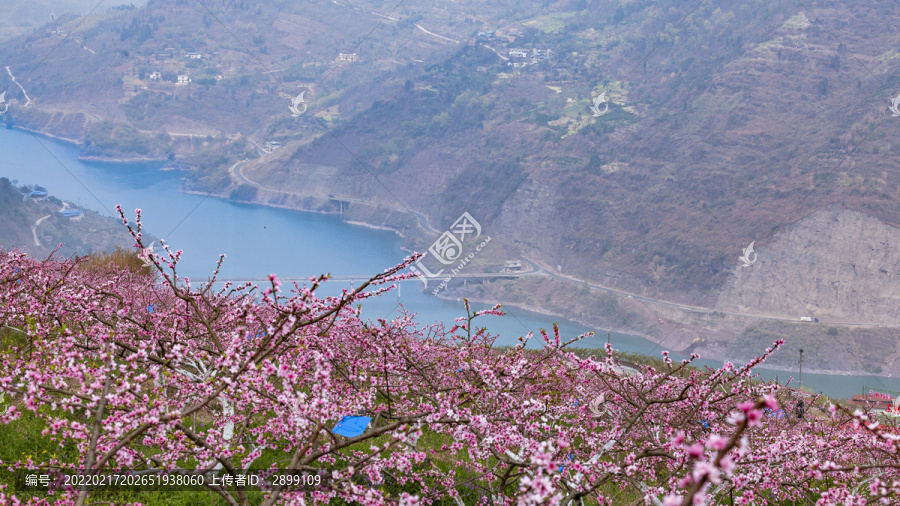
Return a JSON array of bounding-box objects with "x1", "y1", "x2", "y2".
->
[
  {"x1": 504, "y1": 260, "x2": 523, "y2": 272},
  {"x1": 177, "y1": 75, "x2": 191, "y2": 84},
  {"x1": 149, "y1": 71, "x2": 161, "y2": 80},
  {"x1": 508, "y1": 49, "x2": 529, "y2": 58},
  {"x1": 185, "y1": 52, "x2": 203, "y2": 59},
  {"x1": 338, "y1": 52, "x2": 358, "y2": 62}
]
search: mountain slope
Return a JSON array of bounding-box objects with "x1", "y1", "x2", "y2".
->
[{"x1": 0, "y1": 0, "x2": 898, "y2": 372}]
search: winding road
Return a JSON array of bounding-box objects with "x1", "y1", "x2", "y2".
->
[
  {"x1": 414, "y1": 24, "x2": 459, "y2": 44},
  {"x1": 31, "y1": 215, "x2": 51, "y2": 247},
  {"x1": 329, "y1": 0, "x2": 457, "y2": 45},
  {"x1": 5, "y1": 66, "x2": 31, "y2": 107},
  {"x1": 223, "y1": 251, "x2": 881, "y2": 328},
  {"x1": 225, "y1": 157, "x2": 884, "y2": 327},
  {"x1": 520, "y1": 256, "x2": 878, "y2": 327},
  {"x1": 482, "y1": 45, "x2": 509, "y2": 61}
]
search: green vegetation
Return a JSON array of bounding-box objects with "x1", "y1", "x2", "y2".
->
[
  {"x1": 83, "y1": 121, "x2": 171, "y2": 159},
  {"x1": 2, "y1": 0, "x2": 899, "y2": 379},
  {"x1": 229, "y1": 184, "x2": 259, "y2": 202},
  {"x1": 5, "y1": 0, "x2": 895, "y2": 300},
  {"x1": 0, "y1": 342, "x2": 855, "y2": 504},
  {"x1": 78, "y1": 247, "x2": 155, "y2": 278}
]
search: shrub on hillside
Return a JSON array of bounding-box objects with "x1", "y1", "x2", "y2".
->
[{"x1": 78, "y1": 246, "x2": 155, "y2": 279}]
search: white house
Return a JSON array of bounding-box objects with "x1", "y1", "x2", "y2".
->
[
  {"x1": 508, "y1": 49, "x2": 528, "y2": 58},
  {"x1": 177, "y1": 75, "x2": 191, "y2": 84},
  {"x1": 338, "y1": 52, "x2": 358, "y2": 62},
  {"x1": 149, "y1": 71, "x2": 161, "y2": 80},
  {"x1": 185, "y1": 52, "x2": 203, "y2": 59},
  {"x1": 504, "y1": 260, "x2": 523, "y2": 272}
]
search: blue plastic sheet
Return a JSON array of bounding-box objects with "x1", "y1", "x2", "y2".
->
[
  {"x1": 764, "y1": 408, "x2": 786, "y2": 418},
  {"x1": 558, "y1": 453, "x2": 574, "y2": 472},
  {"x1": 333, "y1": 416, "x2": 371, "y2": 437}
]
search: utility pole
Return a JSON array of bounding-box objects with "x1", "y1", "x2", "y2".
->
[{"x1": 796, "y1": 349, "x2": 805, "y2": 419}]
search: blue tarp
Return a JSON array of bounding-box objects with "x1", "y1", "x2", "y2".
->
[
  {"x1": 764, "y1": 408, "x2": 786, "y2": 418},
  {"x1": 333, "y1": 416, "x2": 371, "y2": 438},
  {"x1": 558, "y1": 453, "x2": 574, "y2": 472}
]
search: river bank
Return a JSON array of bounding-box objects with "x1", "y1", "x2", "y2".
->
[
  {"x1": 7, "y1": 126, "x2": 898, "y2": 392},
  {"x1": 10, "y1": 125, "x2": 173, "y2": 164},
  {"x1": 78, "y1": 155, "x2": 169, "y2": 163},
  {"x1": 186, "y1": 178, "x2": 896, "y2": 378},
  {"x1": 10, "y1": 125, "x2": 81, "y2": 145}
]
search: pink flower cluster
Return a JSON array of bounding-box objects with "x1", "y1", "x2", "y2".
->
[{"x1": 0, "y1": 210, "x2": 899, "y2": 505}]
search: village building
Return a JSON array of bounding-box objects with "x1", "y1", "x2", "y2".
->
[{"x1": 504, "y1": 260, "x2": 523, "y2": 272}]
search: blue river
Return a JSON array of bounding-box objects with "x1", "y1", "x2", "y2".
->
[{"x1": 1, "y1": 126, "x2": 897, "y2": 399}]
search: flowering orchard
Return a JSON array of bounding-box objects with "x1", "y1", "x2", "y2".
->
[{"x1": 0, "y1": 209, "x2": 899, "y2": 505}]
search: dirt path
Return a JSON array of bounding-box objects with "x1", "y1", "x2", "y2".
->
[
  {"x1": 5, "y1": 66, "x2": 31, "y2": 106},
  {"x1": 483, "y1": 45, "x2": 510, "y2": 61},
  {"x1": 415, "y1": 24, "x2": 459, "y2": 44},
  {"x1": 32, "y1": 215, "x2": 51, "y2": 247},
  {"x1": 329, "y1": 1, "x2": 456, "y2": 44}
]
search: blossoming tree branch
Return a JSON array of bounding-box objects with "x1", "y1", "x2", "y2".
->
[{"x1": 0, "y1": 208, "x2": 899, "y2": 505}]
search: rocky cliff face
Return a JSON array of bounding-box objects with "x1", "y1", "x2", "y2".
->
[{"x1": 715, "y1": 208, "x2": 900, "y2": 326}]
